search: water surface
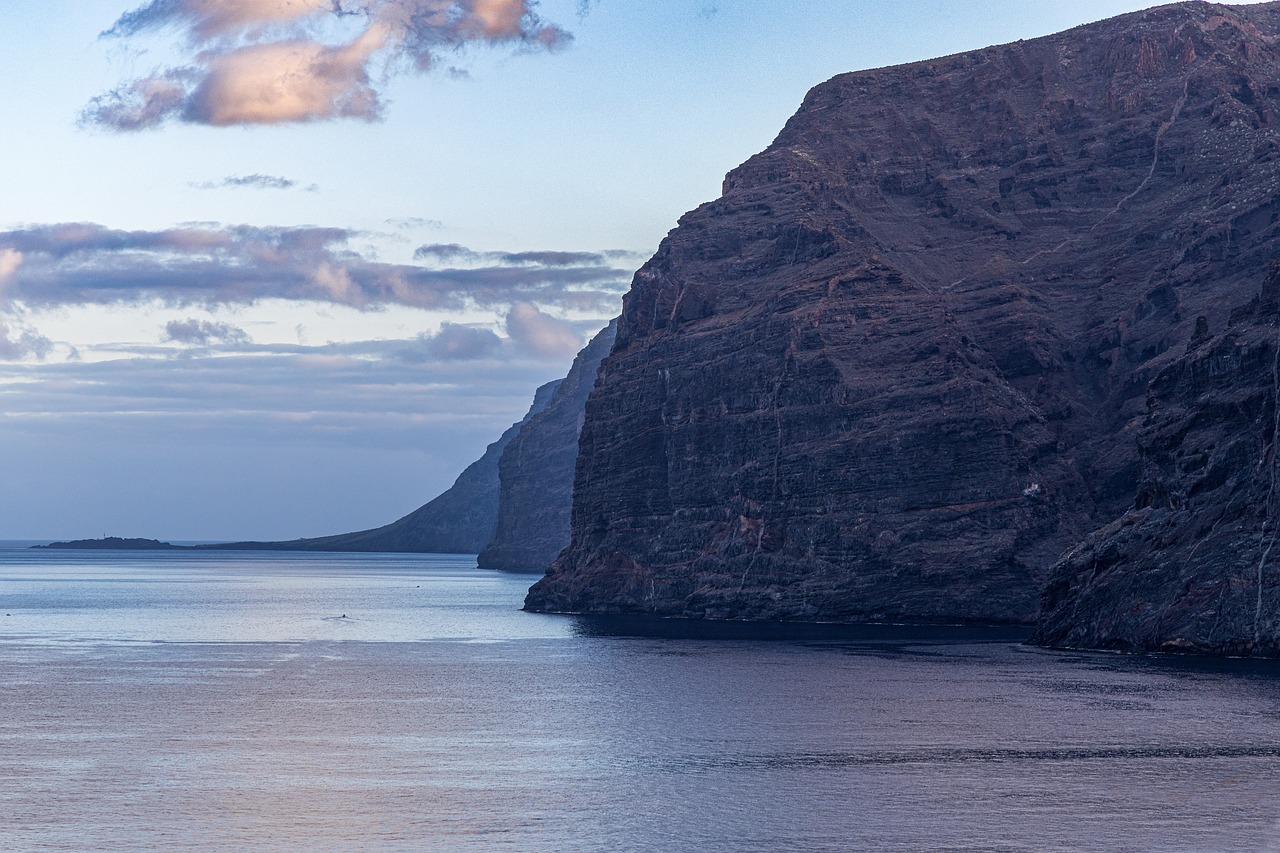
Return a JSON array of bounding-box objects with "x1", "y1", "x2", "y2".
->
[{"x1": 3, "y1": 545, "x2": 1280, "y2": 852}]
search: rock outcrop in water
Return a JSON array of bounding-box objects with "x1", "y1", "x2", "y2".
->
[
  {"x1": 1034, "y1": 266, "x2": 1280, "y2": 655},
  {"x1": 478, "y1": 321, "x2": 617, "y2": 571},
  {"x1": 206, "y1": 380, "x2": 562, "y2": 554},
  {"x1": 527, "y1": 1, "x2": 1280, "y2": 625},
  {"x1": 33, "y1": 537, "x2": 178, "y2": 550}
]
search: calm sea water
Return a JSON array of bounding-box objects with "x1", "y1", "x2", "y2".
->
[{"x1": 3, "y1": 544, "x2": 1280, "y2": 852}]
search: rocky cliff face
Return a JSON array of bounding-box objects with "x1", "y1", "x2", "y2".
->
[
  {"x1": 209, "y1": 379, "x2": 561, "y2": 554},
  {"x1": 478, "y1": 321, "x2": 617, "y2": 571},
  {"x1": 1034, "y1": 267, "x2": 1280, "y2": 655},
  {"x1": 527, "y1": 1, "x2": 1280, "y2": 623}
]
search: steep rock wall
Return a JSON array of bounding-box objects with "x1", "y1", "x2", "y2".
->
[
  {"x1": 528, "y1": 1, "x2": 1280, "y2": 622},
  {"x1": 1035, "y1": 267, "x2": 1280, "y2": 655},
  {"x1": 478, "y1": 320, "x2": 617, "y2": 571}
]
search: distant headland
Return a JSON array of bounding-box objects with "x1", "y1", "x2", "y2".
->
[{"x1": 31, "y1": 537, "x2": 181, "y2": 550}]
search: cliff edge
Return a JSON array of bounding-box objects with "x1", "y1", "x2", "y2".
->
[
  {"x1": 477, "y1": 320, "x2": 617, "y2": 571},
  {"x1": 528, "y1": 1, "x2": 1280, "y2": 623}
]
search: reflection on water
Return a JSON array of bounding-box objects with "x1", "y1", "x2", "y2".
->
[{"x1": 3, "y1": 545, "x2": 1280, "y2": 852}]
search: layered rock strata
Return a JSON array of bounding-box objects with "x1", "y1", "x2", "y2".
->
[
  {"x1": 1034, "y1": 268, "x2": 1280, "y2": 655},
  {"x1": 478, "y1": 321, "x2": 617, "y2": 571},
  {"x1": 527, "y1": 1, "x2": 1280, "y2": 622}
]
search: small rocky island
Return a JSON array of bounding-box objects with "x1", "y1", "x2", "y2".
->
[{"x1": 32, "y1": 537, "x2": 180, "y2": 550}]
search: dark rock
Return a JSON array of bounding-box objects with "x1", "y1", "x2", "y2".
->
[
  {"x1": 33, "y1": 537, "x2": 177, "y2": 550},
  {"x1": 527, "y1": 1, "x2": 1280, "y2": 623},
  {"x1": 1034, "y1": 265, "x2": 1280, "y2": 656},
  {"x1": 204, "y1": 380, "x2": 562, "y2": 553},
  {"x1": 478, "y1": 320, "x2": 617, "y2": 571}
]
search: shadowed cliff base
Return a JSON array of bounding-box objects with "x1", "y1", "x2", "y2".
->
[
  {"x1": 568, "y1": 614, "x2": 1031, "y2": 643},
  {"x1": 527, "y1": 1, "x2": 1280, "y2": 631}
]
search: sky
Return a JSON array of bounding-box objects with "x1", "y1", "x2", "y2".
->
[{"x1": 0, "y1": 0, "x2": 1258, "y2": 541}]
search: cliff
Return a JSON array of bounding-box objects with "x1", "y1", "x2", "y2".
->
[
  {"x1": 1034, "y1": 267, "x2": 1280, "y2": 655},
  {"x1": 207, "y1": 379, "x2": 561, "y2": 553},
  {"x1": 477, "y1": 320, "x2": 617, "y2": 571},
  {"x1": 527, "y1": 1, "x2": 1280, "y2": 623}
]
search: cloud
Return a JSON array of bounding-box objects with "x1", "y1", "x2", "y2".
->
[
  {"x1": 0, "y1": 224, "x2": 633, "y2": 312},
  {"x1": 189, "y1": 29, "x2": 388, "y2": 126},
  {"x1": 0, "y1": 335, "x2": 587, "y2": 539},
  {"x1": 505, "y1": 301, "x2": 581, "y2": 358},
  {"x1": 0, "y1": 321, "x2": 52, "y2": 361},
  {"x1": 386, "y1": 217, "x2": 445, "y2": 231},
  {"x1": 164, "y1": 318, "x2": 251, "y2": 345},
  {"x1": 104, "y1": 0, "x2": 338, "y2": 42},
  {"x1": 409, "y1": 322, "x2": 502, "y2": 361},
  {"x1": 413, "y1": 244, "x2": 614, "y2": 267},
  {"x1": 192, "y1": 173, "x2": 299, "y2": 190},
  {"x1": 81, "y1": 69, "x2": 196, "y2": 132},
  {"x1": 0, "y1": 248, "x2": 23, "y2": 298},
  {"x1": 414, "y1": 242, "x2": 479, "y2": 263},
  {"x1": 87, "y1": 0, "x2": 572, "y2": 130},
  {"x1": 498, "y1": 250, "x2": 608, "y2": 266}
]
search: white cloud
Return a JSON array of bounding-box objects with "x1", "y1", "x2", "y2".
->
[
  {"x1": 191, "y1": 173, "x2": 300, "y2": 190},
  {"x1": 0, "y1": 320, "x2": 52, "y2": 361}
]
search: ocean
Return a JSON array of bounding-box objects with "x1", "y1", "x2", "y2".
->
[{"x1": 3, "y1": 543, "x2": 1280, "y2": 852}]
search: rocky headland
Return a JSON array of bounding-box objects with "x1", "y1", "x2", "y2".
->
[
  {"x1": 205, "y1": 378, "x2": 563, "y2": 554},
  {"x1": 33, "y1": 537, "x2": 179, "y2": 550},
  {"x1": 526, "y1": 1, "x2": 1280, "y2": 638},
  {"x1": 477, "y1": 321, "x2": 617, "y2": 571},
  {"x1": 199, "y1": 320, "x2": 616, "y2": 561}
]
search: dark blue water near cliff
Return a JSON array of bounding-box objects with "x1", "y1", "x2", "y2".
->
[{"x1": 3, "y1": 544, "x2": 1280, "y2": 852}]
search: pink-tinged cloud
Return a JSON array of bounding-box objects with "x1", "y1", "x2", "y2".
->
[
  {"x1": 106, "y1": 0, "x2": 335, "y2": 42},
  {"x1": 505, "y1": 302, "x2": 582, "y2": 359},
  {"x1": 0, "y1": 249, "x2": 23, "y2": 294},
  {"x1": 187, "y1": 28, "x2": 388, "y2": 125},
  {"x1": 81, "y1": 70, "x2": 195, "y2": 132},
  {"x1": 88, "y1": 0, "x2": 572, "y2": 130}
]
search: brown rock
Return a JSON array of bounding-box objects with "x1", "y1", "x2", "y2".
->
[{"x1": 527, "y1": 1, "x2": 1280, "y2": 623}]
